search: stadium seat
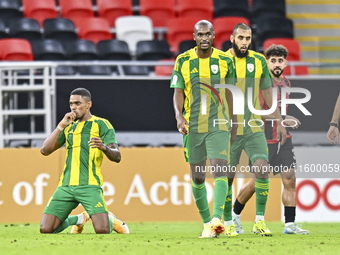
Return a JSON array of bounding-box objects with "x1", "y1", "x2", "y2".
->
[
  {"x1": 139, "y1": 0, "x2": 175, "y2": 27},
  {"x1": 66, "y1": 39, "x2": 98, "y2": 60},
  {"x1": 115, "y1": 16, "x2": 153, "y2": 53},
  {"x1": 0, "y1": 0, "x2": 23, "y2": 26},
  {"x1": 59, "y1": 0, "x2": 94, "y2": 25},
  {"x1": 256, "y1": 17, "x2": 294, "y2": 48},
  {"x1": 97, "y1": 40, "x2": 131, "y2": 60},
  {"x1": 213, "y1": 17, "x2": 250, "y2": 50},
  {"x1": 8, "y1": 18, "x2": 42, "y2": 42},
  {"x1": 155, "y1": 60, "x2": 174, "y2": 76},
  {"x1": 136, "y1": 40, "x2": 172, "y2": 60},
  {"x1": 97, "y1": 0, "x2": 132, "y2": 28},
  {"x1": 222, "y1": 40, "x2": 232, "y2": 52},
  {"x1": 252, "y1": 0, "x2": 286, "y2": 22},
  {"x1": 77, "y1": 17, "x2": 112, "y2": 44},
  {"x1": 167, "y1": 17, "x2": 199, "y2": 53},
  {"x1": 177, "y1": 0, "x2": 213, "y2": 21},
  {"x1": 0, "y1": 39, "x2": 33, "y2": 60},
  {"x1": 178, "y1": 40, "x2": 196, "y2": 54},
  {"x1": 77, "y1": 65, "x2": 112, "y2": 75},
  {"x1": 31, "y1": 39, "x2": 66, "y2": 60},
  {"x1": 214, "y1": 0, "x2": 249, "y2": 19},
  {"x1": 43, "y1": 18, "x2": 78, "y2": 48},
  {"x1": 22, "y1": 0, "x2": 57, "y2": 27},
  {"x1": 123, "y1": 65, "x2": 149, "y2": 76}
]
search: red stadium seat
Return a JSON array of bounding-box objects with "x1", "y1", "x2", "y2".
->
[
  {"x1": 77, "y1": 17, "x2": 113, "y2": 44},
  {"x1": 0, "y1": 39, "x2": 33, "y2": 60},
  {"x1": 97, "y1": 0, "x2": 133, "y2": 28},
  {"x1": 177, "y1": 0, "x2": 213, "y2": 21},
  {"x1": 167, "y1": 17, "x2": 200, "y2": 53},
  {"x1": 155, "y1": 61, "x2": 174, "y2": 76},
  {"x1": 263, "y1": 38, "x2": 308, "y2": 75},
  {"x1": 213, "y1": 16, "x2": 250, "y2": 50},
  {"x1": 59, "y1": 0, "x2": 94, "y2": 25},
  {"x1": 140, "y1": 0, "x2": 175, "y2": 27},
  {"x1": 22, "y1": 0, "x2": 57, "y2": 27}
]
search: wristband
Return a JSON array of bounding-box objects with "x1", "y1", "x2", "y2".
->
[
  {"x1": 57, "y1": 125, "x2": 64, "y2": 131},
  {"x1": 330, "y1": 122, "x2": 338, "y2": 128}
]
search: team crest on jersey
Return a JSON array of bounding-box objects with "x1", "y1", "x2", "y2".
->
[
  {"x1": 247, "y1": 63, "x2": 254, "y2": 73},
  {"x1": 211, "y1": 65, "x2": 218, "y2": 74}
]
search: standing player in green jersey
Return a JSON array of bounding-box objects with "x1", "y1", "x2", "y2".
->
[
  {"x1": 231, "y1": 45, "x2": 309, "y2": 235},
  {"x1": 39, "y1": 88, "x2": 129, "y2": 235},
  {"x1": 327, "y1": 93, "x2": 340, "y2": 144},
  {"x1": 223, "y1": 23, "x2": 286, "y2": 237},
  {"x1": 171, "y1": 20, "x2": 237, "y2": 238}
]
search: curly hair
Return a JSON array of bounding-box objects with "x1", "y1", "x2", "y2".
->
[{"x1": 265, "y1": 44, "x2": 288, "y2": 59}]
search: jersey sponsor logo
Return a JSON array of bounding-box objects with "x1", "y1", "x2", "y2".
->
[
  {"x1": 172, "y1": 75, "x2": 178, "y2": 85},
  {"x1": 190, "y1": 67, "x2": 198, "y2": 73},
  {"x1": 247, "y1": 63, "x2": 254, "y2": 73},
  {"x1": 95, "y1": 202, "x2": 104, "y2": 208},
  {"x1": 219, "y1": 150, "x2": 228, "y2": 156},
  {"x1": 211, "y1": 65, "x2": 218, "y2": 74}
]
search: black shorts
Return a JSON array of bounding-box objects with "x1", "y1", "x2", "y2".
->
[{"x1": 268, "y1": 137, "x2": 296, "y2": 175}]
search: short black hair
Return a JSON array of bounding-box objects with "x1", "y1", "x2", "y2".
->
[
  {"x1": 70, "y1": 88, "x2": 91, "y2": 101},
  {"x1": 232, "y1": 23, "x2": 251, "y2": 36},
  {"x1": 265, "y1": 44, "x2": 288, "y2": 59}
]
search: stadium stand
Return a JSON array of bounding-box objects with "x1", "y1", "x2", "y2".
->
[
  {"x1": 66, "y1": 39, "x2": 98, "y2": 60},
  {"x1": 22, "y1": 0, "x2": 57, "y2": 27},
  {"x1": 43, "y1": 18, "x2": 78, "y2": 48},
  {"x1": 136, "y1": 40, "x2": 172, "y2": 60},
  {"x1": 139, "y1": 0, "x2": 175, "y2": 28},
  {"x1": 177, "y1": 0, "x2": 213, "y2": 21},
  {"x1": 178, "y1": 40, "x2": 196, "y2": 54},
  {"x1": 31, "y1": 39, "x2": 66, "y2": 60},
  {"x1": 8, "y1": 18, "x2": 42, "y2": 42},
  {"x1": 214, "y1": 0, "x2": 249, "y2": 19},
  {"x1": 213, "y1": 16, "x2": 250, "y2": 50},
  {"x1": 0, "y1": 38, "x2": 33, "y2": 60},
  {"x1": 123, "y1": 65, "x2": 149, "y2": 76},
  {"x1": 0, "y1": 0, "x2": 22, "y2": 26},
  {"x1": 77, "y1": 65, "x2": 112, "y2": 75},
  {"x1": 77, "y1": 17, "x2": 113, "y2": 44},
  {"x1": 252, "y1": 0, "x2": 286, "y2": 22},
  {"x1": 0, "y1": 20, "x2": 7, "y2": 39},
  {"x1": 59, "y1": 0, "x2": 94, "y2": 25},
  {"x1": 167, "y1": 17, "x2": 199, "y2": 53},
  {"x1": 115, "y1": 16, "x2": 153, "y2": 53},
  {"x1": 97, "y1": 0, "x2": 133, "y2": 28},
  {"x1": 97, "y1": 40, "x2": 131, "y2": 60}
]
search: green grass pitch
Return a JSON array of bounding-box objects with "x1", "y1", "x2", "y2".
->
[{"x1": 1, "y1": 222, "x2": 338, "y2": 255}]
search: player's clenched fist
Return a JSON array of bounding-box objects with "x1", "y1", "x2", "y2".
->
[{"x1": 88, "y1": 137, "x2": 106, "y2": 150}]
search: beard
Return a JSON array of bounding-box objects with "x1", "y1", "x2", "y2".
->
[
  {"x1": 271, "y1": 68, "x2": 284, "y2": 77},
  {"x1": 232, "y1": 40, "x2": 250, "y2": 58}
]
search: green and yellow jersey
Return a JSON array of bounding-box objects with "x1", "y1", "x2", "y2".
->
[
  {"x1": 226, "y1": 49, "x2": 272, "y2": 135},
  {"x1": 170, "y1": 47, "x2": 236, "y2": 133},
  {"x1": 57, "y1": 115, "x2": 117, "y2": 187}
]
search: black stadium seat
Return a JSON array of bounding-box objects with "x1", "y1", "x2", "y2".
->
[
  {"x1": 78, "y1": 65, "x2": 112, "y2": 75},
  {"x1": 178, "y1": 40, "x2": 196, "y2": 54},
  {"x1": 8, "y1": 18, "x2": 42, "y2": 42},
  {"x1": 214, "y1": 0, "x2": 249, "y2": 19},
  {"x1": 0, "y1": 19, "x2": 8, "y2": 39},
  {"x1": 97, "y1": 40, "x2": 131, "y2": 60},
  {"x1": 31, "y1": 39, "x2": 66, "y2": 60},
  {"x1": 136, "y1": 40, "x2": 172, "y2": 60},
  {"x1": 66, "y1": 39, "x2": 98, "y2": 60},
  {"x1": 0, "y1": 0, "x2": 23, "y2": 26},
  {"x1": 43, "y1": 18, "x2": 78, "y2": 46},
  {"x1": 252, "y1": 0, "x2": 286, "y2": 22}
]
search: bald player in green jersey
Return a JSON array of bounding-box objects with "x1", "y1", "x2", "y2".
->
[
  {"x1": 223, "y1": 23, "x2": 286, "y2": 237},
  {"x1": 40, "y1": 88, "x2": 129, "y2": 235},
  {"x1": 171, "y1": 20, "x2": 237, "y2": 238}
]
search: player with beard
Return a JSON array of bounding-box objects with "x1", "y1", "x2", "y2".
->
[
  {"x1": 223, "y1": 23, "x2": 286, "y2": 237},
  {"x1": 230, "y1": 45, "x2": 309, "y2": 235}
]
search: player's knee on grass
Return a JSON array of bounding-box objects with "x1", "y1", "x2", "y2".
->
[{"x1": 92, "y1": 213, "x2": 110, "y2": 234}]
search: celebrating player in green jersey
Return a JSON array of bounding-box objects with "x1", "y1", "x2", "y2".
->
[
  {"x1": 171, "y1": 20, "x2": 237, "y2": 238},
  {"x1": 40, "y1": 88, "x2": 129, "y2": 235},
  {"x1": 223, "y1": 23, "x2": 286, "y2": 237}
]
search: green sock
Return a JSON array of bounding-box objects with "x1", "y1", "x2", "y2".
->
[
  {"x1": 109, "y1": 214, "x2": 113, "y2": 234},
  {"x1": 212, "y1": 177, "x2": 229, "y2": 219},
  {"x1": 54, "y1": 215, "x2": 78, "y2": 233},
  {"x1": 191, "y1": 181, "x2": 211, "y2": 223},
  {"x1": 223, "y1": 186, "x2": 233, "y2": 221},
  {"x1": 255, "y1": 178, "x2": 270, "y2": 216}
]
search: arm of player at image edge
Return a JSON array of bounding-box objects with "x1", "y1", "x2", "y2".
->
[
  {"x1": 40, "y1": 112, "x2": 76, "y2": 156},
  {"x1": 327, "y1": 93, "x2": 340, "y2": 144},
  {"x1": 88, "y1": 138, "x2": 121, "y2": 163},
  {"x1": 262, "y1": 86, "x2": 287, "y2": 145},
  {"x1": 173, "y1": 88, "x2": 189, "y2": 135}
]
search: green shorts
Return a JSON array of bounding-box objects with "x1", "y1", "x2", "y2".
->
[
  {"x1": 230, "y1": 131, "x2": 268, "y2": 167},
  {"x1": 43, "y1": 185, "x2": 108, "y2": 221},
  {"x1": 183, "y1": 130, "x2": 230, "y2": 164}
]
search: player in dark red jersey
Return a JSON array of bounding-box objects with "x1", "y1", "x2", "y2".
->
[{"x1": 231, "y1": 45, "x2": 309, "y2": 235}]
